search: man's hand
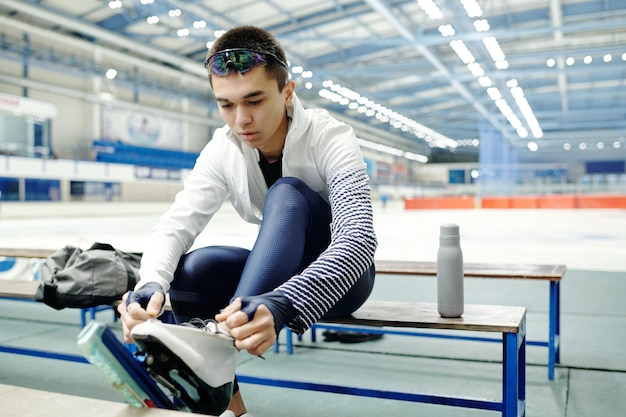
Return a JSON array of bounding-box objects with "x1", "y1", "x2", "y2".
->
[
  {"x1": 215, "y1": 290, "x2": 297, "y2": 356},
  {"x1": 216, "y1": 298, "x2": 277, "y2": 356},
  {"x1": 117, "y1": 283, "x2": 165, "y2": 343}
]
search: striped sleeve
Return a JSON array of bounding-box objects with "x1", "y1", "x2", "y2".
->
[{"x1": 276, "y1": 164, "x2": 377, "y2": 334}]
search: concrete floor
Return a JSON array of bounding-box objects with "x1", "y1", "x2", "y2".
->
[{"x1": 1, "y1": 200, "x2": 625, "y2": 416}]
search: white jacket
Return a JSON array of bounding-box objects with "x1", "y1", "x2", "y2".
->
[{"x1": 138, "y1": 94, "x2": 377, "y2": 332}]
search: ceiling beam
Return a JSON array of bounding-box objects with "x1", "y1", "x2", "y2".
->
[{"x1": 0, "y1": 0, "x2": 207, "y2": 78}]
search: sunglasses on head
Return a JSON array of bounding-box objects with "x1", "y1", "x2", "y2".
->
[{"x1": 204, "y1": 48, "x2": 288, "y2": 76}]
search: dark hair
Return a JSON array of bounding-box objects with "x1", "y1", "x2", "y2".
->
[{"x1": 207, "y1": 26, "x2": 289, "y2": 90}]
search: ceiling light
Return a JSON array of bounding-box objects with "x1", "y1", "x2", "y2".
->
[
  {"x1": 108, "y1": 0, "x2": 122, "y2": 9},
  {"x1": 584, "y1": 55, "x2": 592, "y2": 64},
  {"x1": 597, "y1": 142, "x2": 604, "y2": 149},
  {"x1": 193, "y1": 21, "x2": 206, "y2": 29},
  {"x1": 478, "y1": 76, "x2": 492, "y2": 87},
  {"x1": 482, "y1": 36, "x2": 506, "y2": 62},
  {"x1": 622, "y1": 53, "x2": 626, "y2": 61},
  {"x1": 176, "y1": 28, "x2": 190, "y2": 37},
  {"x1": 516, "y1": 127, "x2": 528, "y2": 138},
  {"x1": 566, "y1": 57, "x2": 574, "y2": 65},
  {"x1": 495, "y1": 60, "x2": 509, "y2": 69},
  {"x1": 604, "y1": 54, "x2": 612, "y2": 62},
  {"x1": 169, "y1": 9, "x2": 182, "y2": 17},
  {"x1": 494, "y1": 98, "x2": 512, "y2": 116},
  {"x1": 530, "y1": 124, "x2": 543, "y2": 139},
  {"x1": 105, "y1": 68, "x2": 117, "y2": 80},
  {"x1": 450, "y1": 40, "x2": 475, "y2": 64},
  {"x1": 579, "y1": 143, "x2": 587, "y2": 150},
  {"x1": 613, "y1": 141, "x2": 621, "y2": 149},
  {"x1": 404, "y1": 152, "x2": 429, "y2": 163},
  {"x1": 486, "y1": 87, "x2": 502, "y2": 100},
  {"x1": 507, "y1": 114, "x2": 522, "y2": 129},
  {"x1": 527, "y1": 142, "x2": 538, "y2": 152},
  {"x1": 467, "y1": 62, "x2": 484, "y2": 77},
  {"x1": 546, "y1": 58, "x2": 556, "y2": 67},
  {"x1": 146, "y1": 16, "x2": 159, "y2": 24},
  {"x1": 438, "y1": 24, "x2": 455, "y2": 37},
  {"x1": 563, "y1": 143, "x2": 571, "y2": 150},
  {"x1": 473, "y1": 19, "x2": 490, "y2": 32},
  {"x1": 321, "y1": 80, "x2": 452, "y2": 148},
  {"x1": 461, "y1": 0, "x2": 483, "y2": 17},
  {"x1": 417, "y1": 0, "x2": 443, "y2": 20}
]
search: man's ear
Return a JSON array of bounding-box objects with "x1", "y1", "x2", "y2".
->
[{"x1": 283, "y1": 80, "x2": 296, "y2": 106}]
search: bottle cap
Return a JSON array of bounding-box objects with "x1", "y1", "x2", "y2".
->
[{"x1": 440, "y1": 223, "x2": 459, "y2": 236}]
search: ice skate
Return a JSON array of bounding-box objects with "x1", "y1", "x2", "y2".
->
[
  {"x1": 131, "y1": 318, "x2": 238, "y2": 415},
  {"x1": 76, "y1": 320, "x2": 174, "y2": 409}
]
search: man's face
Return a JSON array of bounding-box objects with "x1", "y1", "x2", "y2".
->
[{"x1": 212, "y1": 66, "x2": 294, "y2": 159}]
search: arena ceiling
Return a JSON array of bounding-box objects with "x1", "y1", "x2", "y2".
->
[{"x1": 1, "y1": 0, "x2": 625, "y2": 163}]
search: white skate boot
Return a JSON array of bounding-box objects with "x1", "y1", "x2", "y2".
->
[{"x1": 131, "y1": 319, "x2": 238, "y2": 415}]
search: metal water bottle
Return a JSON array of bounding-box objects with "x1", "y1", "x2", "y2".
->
[{"x1": 437, "y1": 223, "x2": 464, "y2": 318}]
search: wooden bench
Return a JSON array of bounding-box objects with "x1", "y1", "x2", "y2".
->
[
  {"x1": 0, "y1": 247, "x2": 559, "y2": 380},
  {"x1": 281, "y1": 259, "x2": 563, "y2": 380},
  {"x1": 1, "y1": 249, "x2": 562, "y2": 379},
  {"x1": 246, "y1": 301, "x2": 526, "y2": 417}
]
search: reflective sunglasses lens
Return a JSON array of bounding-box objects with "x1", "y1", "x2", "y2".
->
[{"x1": 208, "y1": 50, "x2": 266, "y2": 75}]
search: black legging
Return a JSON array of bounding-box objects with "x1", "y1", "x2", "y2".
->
[{"x1": 169, "y1": 177, "x2": 375, "y2": 325}]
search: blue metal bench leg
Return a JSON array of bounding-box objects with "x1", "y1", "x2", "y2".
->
[
  {"x1": 548, "y1": 281, "x2": 559, "y2": 380},
  {"x1": 311, "y1": 324, "x2": 317, "y2": 343},
  {"x1": 555, "y1": 281, "x2": 561, "y2": 364},
  {"x1": 274, "y1": 328, "x2": 298, "y2": 354},
  {"x1": 502, "y1": 317, "x2": 526, "y2": 416},
  {"x1": 286, "y1": 328, "x2": 293, "y2": 354},
  {"x1": 80, "y1": 308, "x2": 87, "y2": 328},
  {"x1": 79, "y1": 306, "x2": 116, "y2": 329}
]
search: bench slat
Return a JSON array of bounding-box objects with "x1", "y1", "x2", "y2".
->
[
  {"x1": 375, "y1": 260, "x2": 565, "y2": 281},
  {"x1": 0, "y1": 248, "x2": 56, "y2": 258},
  {"x1": 321, "y1": 301, "x2": 525, "y2": 333},
  {"x1": 0, "y1": 280, "x2": 39, "y2": 299}
]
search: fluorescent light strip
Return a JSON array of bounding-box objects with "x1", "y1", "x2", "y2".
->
[
  {"x1": 357, "y1": 138, "x2": 429, "y2": 163},
  {"x1": 446, "y1": 4, "x2": 543, "y2": 140},
  {"x1": 320, "y1": 80, "x2": 455, "y2": 150}
]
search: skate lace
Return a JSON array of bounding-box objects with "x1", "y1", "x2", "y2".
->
[{"x1": 181, "y1": 318, "x2": 234, "y2": 340}]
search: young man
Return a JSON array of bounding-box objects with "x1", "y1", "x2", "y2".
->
[{"x1": 118, "y1": 25, "x2": 377, "y2": 416}]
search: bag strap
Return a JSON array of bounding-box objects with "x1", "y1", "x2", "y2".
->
[{"x1": 42, "y1": 281, "x2": 60, "y2": 310}]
